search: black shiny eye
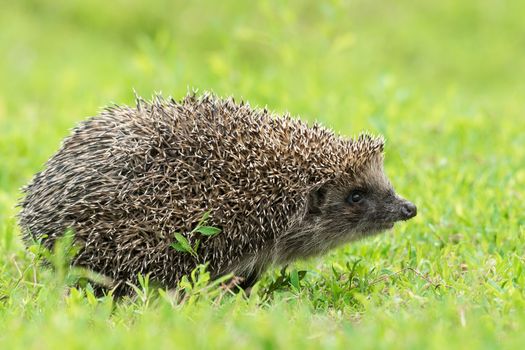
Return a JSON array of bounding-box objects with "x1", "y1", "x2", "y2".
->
[{"x1": 347, "y1": 190, "x2": 364, "y2": 204}]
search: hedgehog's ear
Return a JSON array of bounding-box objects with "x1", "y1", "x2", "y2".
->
[{"x1": 307, "y1": 184, "x2": 328, "y2": 215}]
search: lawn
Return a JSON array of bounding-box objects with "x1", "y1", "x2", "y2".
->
[{"x1": 1, "y1": 0, "x2": 524, "y2": 348}]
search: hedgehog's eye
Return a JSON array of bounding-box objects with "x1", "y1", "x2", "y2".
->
[{"x1": 347, "y1": 190, "x2": 364, "y2": 204}]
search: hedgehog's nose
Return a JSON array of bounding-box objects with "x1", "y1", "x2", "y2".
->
[{"x1": 400, "y1": 201, "x2": 417, "y2": 220}]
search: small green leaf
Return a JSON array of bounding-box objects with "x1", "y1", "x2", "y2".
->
[
  {"x1": 174, "y1": 232, "x2": 191, "y2": 250},
  {"x1": 171, "y1": 232, "x2": 198, "y2": 258},
  {"x1": 196, "y1": 226, "x2": 222, "y2": 237},
  {"x1": 290, "y1": 269, "x2": 300, "y2": 289},
  {"x1": 171, "y1": 242, "x2": 188, "y2": 252}
]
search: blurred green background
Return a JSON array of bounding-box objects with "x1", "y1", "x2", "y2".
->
[
  {"x1": 1, "y1": 0, "x2": 524, "y2": 210},
  {"x1": 1, "y1": 0, "x2": 525, "y2": 349}
]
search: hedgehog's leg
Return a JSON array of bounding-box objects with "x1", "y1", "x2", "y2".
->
[
  {"x1": 237, "y1": 269, "x2": 260, "y2": 291},
  {"x1": 219, "y1": 269, "x2": 260, "y2": 296}
]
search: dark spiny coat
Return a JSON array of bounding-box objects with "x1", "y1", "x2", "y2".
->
[{"x1": 18, "y1": 93, "x2": 416, "y2": 295}]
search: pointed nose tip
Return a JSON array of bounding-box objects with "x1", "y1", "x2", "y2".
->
[{"x1": 401, "y1": 202, "x2": 417, "y2": 220}]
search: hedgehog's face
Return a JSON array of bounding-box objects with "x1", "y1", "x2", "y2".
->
[{"x1": 301, "y1": 156, "x2": 417, "y2": 254}]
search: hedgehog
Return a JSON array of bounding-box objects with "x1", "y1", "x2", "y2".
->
[{"x1": 18, "y1": 93, "x2": 417, "y2": 296}]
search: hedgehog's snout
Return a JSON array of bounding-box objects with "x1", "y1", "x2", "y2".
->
[{"x1": 399, "y1": 199, "x2": 417, "y2": 220}]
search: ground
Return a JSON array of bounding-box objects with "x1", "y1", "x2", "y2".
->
[{"x1": 1, "y1": 0, "x2": 524, "y2": 349}]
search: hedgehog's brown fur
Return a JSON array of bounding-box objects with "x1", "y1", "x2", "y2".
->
[{"x1": 18, "y1": 93, "x2": 416, "y2": 295}]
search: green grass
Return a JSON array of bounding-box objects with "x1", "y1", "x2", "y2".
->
[{"x1": 1, "y1": 0, "x2": 525, "y2": 348}]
